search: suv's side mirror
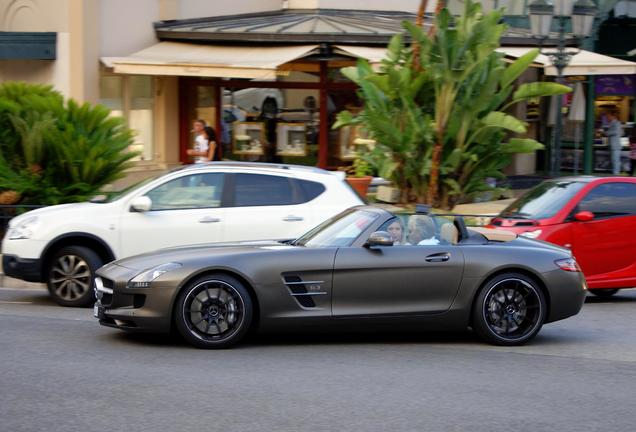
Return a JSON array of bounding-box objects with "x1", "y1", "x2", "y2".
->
[
  {"x1": 366, "y1": 231, "x2": 394, "y2": 248},
  {"x1": 130, "y1": 196, "x2": 152, "y2": 212},
  {"x1": 574, "y1": 211, "x2": 594, "y2": 222}
]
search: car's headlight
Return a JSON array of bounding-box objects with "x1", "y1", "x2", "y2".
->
[
  {"x1": 127, "y1": 262, "x2": 182, "y2": 288},
  {"x1": 8, "y1": 216, "x2": 39, "y2": 240},
  {"x1": 520, "y1": 229, "x2": 542, "y2": 239}
]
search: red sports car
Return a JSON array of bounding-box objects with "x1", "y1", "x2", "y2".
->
[{"x1": 490, "y1": 176, "x2": 636, "y2": 296}]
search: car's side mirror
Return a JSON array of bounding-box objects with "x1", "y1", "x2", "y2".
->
[
  {"x1": 130, "y1": 196, "x2": 152, "y2": 212},
  {"x1": 366, "y1": 231, "x2": 394, "y2": 248},
  {"x1": 574, "y1": 211, "x2": 594, "y2": 222}
]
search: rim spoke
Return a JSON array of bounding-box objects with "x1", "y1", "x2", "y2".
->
[
  {"x1": 55, "y1": 280, "x2": 69, "y2": 296},
  {"x1": 73, "y1": 271, "x2": 91, "y2": 279},
  {"x1": 191, "y1": 316, "x2": 205, "y2": 326}
]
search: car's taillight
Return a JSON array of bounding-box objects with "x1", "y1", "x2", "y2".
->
[{"x1": 555, "y1": 258, "x2": 582, "y2": 272}]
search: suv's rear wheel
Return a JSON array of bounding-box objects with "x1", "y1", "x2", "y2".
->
[{"x1": 47, "y1": 246, "x2": 102, "y2": 307}]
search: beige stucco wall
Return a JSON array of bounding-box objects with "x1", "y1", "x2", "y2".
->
[{"x1": 100, "y1": 0, "x2": 159, "y2": 56}]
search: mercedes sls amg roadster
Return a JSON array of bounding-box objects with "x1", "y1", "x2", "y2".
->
[{"x1": 94, "y1": 206, "x2": 587, "y2": 348}]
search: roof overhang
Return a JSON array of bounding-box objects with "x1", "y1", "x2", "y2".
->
[
  {"x1": 335, "y1": 45, "x2": 636, "y2": 76},
  {"x1": 496, "y1": 47, "x2": 636, "y2": 76},
  {"x1": 0, "y1": 32, "x2": 56, "y2": 60},
  {"x1": 102, "y1": 42, "x2": 320, "y2": 79}
]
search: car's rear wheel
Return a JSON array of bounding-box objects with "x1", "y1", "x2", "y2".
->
[
  {"x1": 589, "y1": 289, "x2": 619, "y2": 297},
  {"x1": 47, "y1": 246, "x2": 102, "y2": 307},
  {"x1": 472, "y1": 273, "x2": 546, "y2": 346},
  {"x1": 175, "y1": 274, "x2": 253, "y2": 349}
]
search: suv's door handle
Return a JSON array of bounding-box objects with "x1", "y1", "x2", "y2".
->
[
  {"x1": 425, "y1": 253, "x2": 450, "y2": 262},
  {"x1": 283, "y1": 215, "x2": 304, "y2": 222},
  {"x1": 199, "y1": 216, "x2": 221, "y2": 223}
]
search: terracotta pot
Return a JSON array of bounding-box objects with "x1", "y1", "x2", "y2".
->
[{"x1": 346, "y1": 176, "x2": 373, "y2": 197}]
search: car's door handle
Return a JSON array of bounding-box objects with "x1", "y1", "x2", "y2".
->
[
  {"x1": 199, "y1": 216, "x2": 221, "y2": 223},
  {"x1": 425, "y1": 253, "x2": 450, "y2": 262},
  {"x1": 283, "y1": 215, "x2": 304, "y2": 222}
]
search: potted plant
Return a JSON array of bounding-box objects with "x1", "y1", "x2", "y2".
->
[{"x1": 346, "y1": 157, "x2": 373, "y2": 197}]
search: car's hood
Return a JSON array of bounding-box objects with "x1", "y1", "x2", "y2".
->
[
  {"x1": 112, "y1": 240, "x2": 299, "y2": 271},
  {"x1": 9, "y1": 202, "x2": 112, "y2": 226}
]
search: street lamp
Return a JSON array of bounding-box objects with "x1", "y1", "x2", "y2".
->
[{"x1": 528, "y1": 0, "x2": 598, "y2": 177}]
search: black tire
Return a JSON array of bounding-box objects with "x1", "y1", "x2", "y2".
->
[
  {"x1": 46, "y1": 246, "x2": 102, "y2": 307},
  {"x1": 174, "y1": 274, "x2": 253, "y2": 349},
  {"x1": 472, "y1": 272, "x2": 547, "y2": 346},
  {"x1": 589, "y1": 289, "x2": 619, "y2": 297}
]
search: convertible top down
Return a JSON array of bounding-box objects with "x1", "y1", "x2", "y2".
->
[{"x1": 94, "y1": 206, "x2": 587, "y2": 348}]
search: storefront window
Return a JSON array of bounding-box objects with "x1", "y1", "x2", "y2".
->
[
  {"x1": 99, "y1": 74, "x2": 154, "y2": 162},
  {"x1": 222, "y1": 87, "x2": 320, "y2": 166},
  {"x1": 99, "y1": 76, "x2": 123, "y2": 117}
]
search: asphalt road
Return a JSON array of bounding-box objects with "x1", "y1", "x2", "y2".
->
[{"x1": 1, "y1": 283, "x2": 636, "y2": 432}]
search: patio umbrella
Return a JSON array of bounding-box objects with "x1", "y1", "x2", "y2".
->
[{"x1": 568, "y1": 82, "x2": 586, "y2": 173}]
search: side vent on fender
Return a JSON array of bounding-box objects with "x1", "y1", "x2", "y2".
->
[{"x1": 283, "y1": 275, "x2": 326, "y2": 308}]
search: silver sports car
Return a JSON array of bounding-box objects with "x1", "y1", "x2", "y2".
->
[{"x1": 94, "y1": 206, "x2": 587, "y2": 348}]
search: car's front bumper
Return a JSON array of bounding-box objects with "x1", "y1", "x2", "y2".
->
[
  {"x1": 94, "y1": 265, "x2": 176, "y2": 333},
  {"x1": 2, "y1": 254, "x2": 42, "y2": 282}
]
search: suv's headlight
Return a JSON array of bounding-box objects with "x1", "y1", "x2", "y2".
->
[
  {"x1": 127, "y1": 262, "x2": 182, "y2": 288},
  {"x1": 520, "y1": 229, "x2": 542, "y2": 239},
  {"x1": 8, "y1": 216, "x2": 39, "y2": 240}
]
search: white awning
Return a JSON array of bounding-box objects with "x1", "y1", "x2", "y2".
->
[
  {"x1": 334, "y1": 45, "x2": 387, "y2": 64},
  {"x1": 335, "y1": 45, "x2": 636, "y2": 76},
  {"x1": 496, "y1": 47, "x2": 636, "y2": 76},
  {"x1": 101, "y1": 42, "x2": 320, "y2": 79}
]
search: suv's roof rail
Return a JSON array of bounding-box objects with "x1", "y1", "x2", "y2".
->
[{"x1": 171, "y1": 161, "x2": 334, "y2": 175}]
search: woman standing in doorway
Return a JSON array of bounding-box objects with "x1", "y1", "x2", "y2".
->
[{"x1": 187, "y1": 119, "x2": 217, "y2": 163}]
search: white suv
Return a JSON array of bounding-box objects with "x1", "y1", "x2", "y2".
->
[{"x1": 2, "y1": 162, "x2": 362, "y2": 307}]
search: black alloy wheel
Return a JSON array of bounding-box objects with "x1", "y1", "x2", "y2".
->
[
  {"x1": 175, "y1": 274, "x2": 253, "y2": 349},
  {"x1": 47, "y1": 246, "x2": 102, "y2": 307},
  {"x1": 589, "y1": 289, "x2": 619, "y2": 297},
  {"x1": 472, "y1": 273, "x2": 546, "y2": 346}
]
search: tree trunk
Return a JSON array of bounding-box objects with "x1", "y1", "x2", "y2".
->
[
  {"x1": 412, "y1": 0, "x2": 428, "y2": 72},
  {"x1": 425, "y1": 0, "x2": 447, "y2": 206},
  {"x1": 428, "y1": 0, "x2": 446, "y2": 38},
  {"x1": 427, "y1": 135, "x2": 443, "y2": 206}
]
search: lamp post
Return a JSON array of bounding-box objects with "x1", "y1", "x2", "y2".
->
[{"x1": 528, "y1": 0, "x2": 597, "y2": 177}]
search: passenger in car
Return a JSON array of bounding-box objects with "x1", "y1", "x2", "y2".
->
[
  {"x1": 407, "y1": 215, "x2": 440, "y2": 245},
  {"x1": 387, "y1": 219, "x2": 409, "y2": 245}
]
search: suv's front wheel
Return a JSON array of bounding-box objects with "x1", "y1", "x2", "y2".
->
[{"x1": 46, "y1": 246, "x2": 102, "y2": 307}]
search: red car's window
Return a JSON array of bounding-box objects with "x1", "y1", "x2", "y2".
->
[
  {"x1": 500, "y1": 180, "x2": 586, "y2": 220},
  {"x1": 577, "y1": 183, "x2": 636, "y2": 218}
]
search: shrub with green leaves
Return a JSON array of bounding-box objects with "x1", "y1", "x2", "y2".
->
[
  {"x1": 0, "y1": 81, "x2": 138, "y2": 205},
  {"x1": 334, "y1": 0, "x2": 572, "y2": 209}
]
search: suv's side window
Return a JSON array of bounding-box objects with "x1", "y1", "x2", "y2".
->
[
  {"x1": 145, "y1": 173, "x2": 225, "y2": 210},
  {"x1": 232, "y1": 173, "x2": 295, "y2": 207},
  {"x1": 578, "y1": 183, "x2": 636, "y2": 218}
]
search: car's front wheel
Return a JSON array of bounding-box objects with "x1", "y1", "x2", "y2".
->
[
  {"x1": 47, "y1": 246, "x2": 102, "y2": 307},
  {"x1": 589, "y1": 289, "x2": 619, "y2": 297},
  {"x1": 174, "y1": 274, "x2": 253, "y2": 349},
  {"x1": 472, "y1": 273, "x2": 546, "y2": 346}
]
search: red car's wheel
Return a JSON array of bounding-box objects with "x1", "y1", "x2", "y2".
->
[{"x1": 589, "y1": 289, "x2": 619, "y2": 297}]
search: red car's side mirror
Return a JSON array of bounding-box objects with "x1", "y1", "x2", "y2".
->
[{"x1": 574, "y1": 211, "x2": 594, "y2": 222}]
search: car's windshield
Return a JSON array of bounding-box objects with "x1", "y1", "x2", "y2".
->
[
  {"x1": 500, "y1": 180, "x2": 586, "y2": 220},
  {"x1": 294, "y1": 209, "x2": 379, "y2": 247},
  {"x1": 89, "y1": 174, "x2": 162, "y2": 203}
]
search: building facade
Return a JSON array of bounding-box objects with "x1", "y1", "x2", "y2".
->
[{"x1": 1, "y1": 0, "x2": 634, "y2": 184}]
